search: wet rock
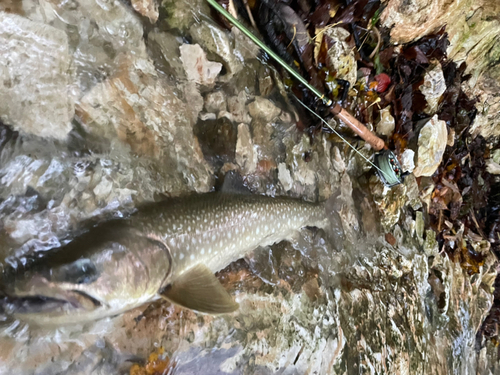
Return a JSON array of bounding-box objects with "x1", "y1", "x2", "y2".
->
[
  {"x1": 131, "y1": 0, "x2": 158, "y2": 23},
  {"x1": 0, "y1": 1, "x2": 23, "y2": 14},
  {"x1": 226, "y1": 90, "x2": 251, "y2": 124},
  {"x1": 204, "y1": 91, "x2": 227, "y2": 114},
  {"x1": 337, "y1": 173, "x2": 359, "y2": 246},
  {"x1": 278, "y1": 163, "x2": 293, "y2": 192},
  {"x1": 182, "y1": 81, "x2": 204, "y2": 124},
  {"x1": 76, "y1": 55, "x2": 213, "y2": 193},
  {"x1": 281, "y1": 133, "x2": 339, "y2": 201},
  {"x1": 258, "y1": 68, "x2": 274, "y2": 97},
  {"x1": 323, "y1": 27, "x2": 357, "y2": 87},
  {"x1": 380, "y1": 0, "x2": 473, "y2": 44},
  {"x1": 199, "y1": 112, "x2": 216, "y2": 121},
  {"x1": 381, "y1": 0, "x2": 500, "y2": 84},
  {"x1": 486, "y1": 159, "x2": 500, "y2": 174},
  {"x1": 0, "y1": 141, "x2": 186, "y2": 256},
  {"x1": 235, "y1": 123, "x2": 257, "y2": 174},
  {"x1": 401, "y1": 149, "x2": 416, "y2": 173},
  {"x1": 147, "y1": 31, "x2": 185, "y2": 77},
  {"x1": 447, "y1": 5, "x2": 500, "y2": 80},
  {"x1": 189, "y1": 20, "x2": 243, "y2": 80},
  {"x1": 420, "y1": 63, "x2": 446, "y2": 114},
  {"x1": 161, "y1": 0, "x2": 210, "y2": 31},
  {"x1": 247, "y1": 97, "x2": 281, "y2": 122},
  {"x1": 413, "y1": 115, "x2": 448, "y2": 177},
  {"x1": 369, "y1": 176, "x2": 408, "y2": 231},
  {"x1": 360, "y1": 197, "x2": 379, "y2": 236},
  {"x1": 179, "y1": 44, "x2": 223, "y2": 86},
  {"x1": 492, "y1": 149, "x2": 500, "y2": 164},
  {"x1": 286, "y1": 136, "x2": 317, "y2": 189},
  {"x1": 251, "y1": 118, "x2": 279, "y2": 171},
  {"x1": 232, "y1": 27, "x2": 261, "y2": 61},
  {"x1": 405, "y1": 173, "x2": 422, "y2": 210},
  {"x1": 1, "y1": 0, "x2": 498, "y2": 373},
  {"x1": 0, "y1": 12, "x2": 74, "y2": 139},
  {"x1": 194, "y1": 117, "x2": 237, "y2": 168},
  {"x1": 375, "y1": 106, "x2": 395, "y2": 136},
  {"x1": 18, "y1": 0, "x2": 147, "y2": 95},
  {"x1": 466, "y1": 65, "x2": 500, "y2": 141}
]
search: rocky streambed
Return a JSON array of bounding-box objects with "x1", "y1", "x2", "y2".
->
[{"x1": 0, "y1": 0, "x2": 499, "y2": 374}]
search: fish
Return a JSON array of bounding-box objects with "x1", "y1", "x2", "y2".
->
[{"x1": 0, "y1": 192, "x2": 331, "y2": 325}]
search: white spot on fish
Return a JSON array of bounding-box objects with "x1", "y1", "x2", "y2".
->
[
  {"x1": 190, "y1": 254, "x2": 195, "y2": 260},
  {"x1": 179, "y1": 253, "x2": 185, "y2": 260},
  {"x1": 201, "y1": 248, "x2": 205, "y2": 254},
  {"x1": 212, "y1": 234, "x2": 216, "y2": 241}
]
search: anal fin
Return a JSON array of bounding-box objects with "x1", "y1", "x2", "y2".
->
[{"x1": 159, "y1": 264, "x2": 238, "y2": 314}]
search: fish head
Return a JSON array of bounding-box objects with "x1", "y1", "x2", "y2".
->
[{"x1": 1, "y1": 224, "x2": 171, "y2": 325}]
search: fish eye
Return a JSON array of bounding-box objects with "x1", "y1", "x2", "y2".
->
[{"x1": 56, "y1": 259, "x2": 99, "y2": 284}]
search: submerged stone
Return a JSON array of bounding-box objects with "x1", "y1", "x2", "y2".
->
[
  {"x1": 179, "y1": 44, "x2": 223, "y2": 87},
  {"x1": 0, "y1": 12, "x2": 74, "y2": 139},
  {"x1": 76, "y1": 55, "x2": 213, "y2": 193}
]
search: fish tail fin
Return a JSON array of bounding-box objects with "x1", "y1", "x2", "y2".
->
[{"x1": 321, "y1": 190, "x2": 345, "y2": 249}]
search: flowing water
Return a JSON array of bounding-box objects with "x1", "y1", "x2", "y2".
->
[{"x1": 0, "y1": 0, "x2": 497, "y2": 374}]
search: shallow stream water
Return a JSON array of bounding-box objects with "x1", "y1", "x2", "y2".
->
[{"x1": 0, "y1": 1, "x2": 498, "y2": 374}]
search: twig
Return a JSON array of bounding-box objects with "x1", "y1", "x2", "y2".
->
[
  {"x1": 242, "y1": 0, "x2": 257, "y2": 29},
  {"x1": 287, "y1": 24, "x2": 297, "y2": 48},
  {"x1": 368, "y1": 25, "x2": 381, "y2": 60},
  {"x1": 470, "y1": 210, "x2": 487, "y2": 239},
  {"x1": 311, "y1": 22, "x2": 342, "y2": 41}
]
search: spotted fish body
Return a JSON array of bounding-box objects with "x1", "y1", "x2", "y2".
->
[
  {"x1": 2, "y1": 193, "x2": 329, "y2": 325},
  {"x1": 134, "y1": 194, "x2": 327, "y2": 278}
]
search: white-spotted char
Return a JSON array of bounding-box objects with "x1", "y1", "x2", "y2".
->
[{"x1": 1, "y1": 193, "x2": 329, "y2": 325}]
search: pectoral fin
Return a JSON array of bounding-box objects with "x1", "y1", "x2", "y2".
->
[{"x1": 159, "y1": 264, "x2": 238, "y2": 314}]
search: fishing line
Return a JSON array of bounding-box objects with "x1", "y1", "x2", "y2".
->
[
  {"x1": 206, "y1": 0, "x2": 404, "y2": 187},
  {"x1": 205, "y1": 0, "x2": 331, "y2": 105},
  {"x1": 294, "y1": 96, "x2": 393, "y2": 180}
]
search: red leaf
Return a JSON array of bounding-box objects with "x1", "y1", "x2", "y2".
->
[{"x1": 374, "y1": 73, "x2": 391, "y2": 92}]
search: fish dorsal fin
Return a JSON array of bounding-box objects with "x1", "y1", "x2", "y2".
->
[{"x1": 159, "y1": 264, "x2": 238, "y2": 314}]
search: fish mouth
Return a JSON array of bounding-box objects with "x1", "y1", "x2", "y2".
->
[{"x1": 1, "y1": 290, "x2": 102, "y2": 316}]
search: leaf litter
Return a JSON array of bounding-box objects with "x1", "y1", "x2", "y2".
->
[{"x1": 215, "y1": 0, "x2": 499, "y2": 349}]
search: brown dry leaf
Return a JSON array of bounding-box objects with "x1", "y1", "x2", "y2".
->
[
  {"x1": 385, "y1": 232, "x2": 397, "y2": 246},
  {"x1": 129, "y1": 347, "x2": 175, "y2": 375}
]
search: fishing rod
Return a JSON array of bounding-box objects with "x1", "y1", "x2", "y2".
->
[{"x1": 206, "y1": 0, "x2": 404, "y2": 187}]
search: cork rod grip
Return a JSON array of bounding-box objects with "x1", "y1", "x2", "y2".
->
[{"x1": 330, "y1": 104, "x2": 386, "y2": 151}]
